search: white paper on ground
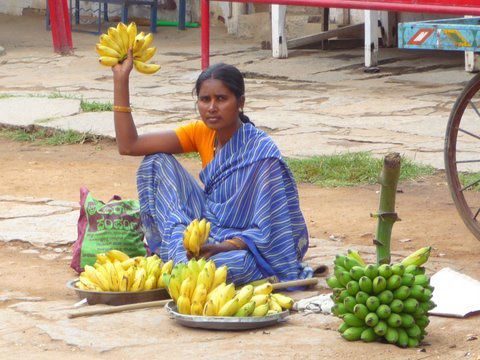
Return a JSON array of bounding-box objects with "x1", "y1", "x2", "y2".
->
[{"x1": 429, "y1": 267, "x2": 480, "y2": 318}]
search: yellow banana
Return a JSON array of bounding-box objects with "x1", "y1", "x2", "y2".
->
[
  {"x1": 183, "y1": 227, "x2": 191, "y2": 251},
  {"x1": 210, "y1": 283, "x2": 226, "y2": 311},
  {"x1": 141, "y1": 33, "x2": 154, "y2": 52},
  {"x1": 177, "y1": 295, "x2": 191, "y2": 315},
  {"x1": 99, "y1": 34, "x2": 122, "y2": 54},
  {"x1": 187, "y1": 258, "x2": 200, "y2": 279},
  {"x1": 206, "y1": 282, "x2": 225, "y2": 302},
  {"x1": 78, "y1": 275, "x2": 101, "y2": 291},
  {"x1": 168, "y1": 275, "x2": 181, "y2": 301},
  {"x1": 234, "y1": 284, "x2": 254, "y2": 308},
  {"x1": 105, "y1": 261, "x2": 119, "y2": 291},
  {"x1": 268, "y1": 297, "x2": 283, "y2": 313},
  {"x1": 76, "y1": 282, "x2": 88, "y2": 290},
  {"x1": 218, "y1": 283, "x2": 236, "y2": 310},
  {"x1": 180, "y1": 276, "x2": 196, "y2": 299},
  {"x1": 347, "y1": 249, "x2": 366, "y2": 267},
  {"x1": 84, "y1": 265, "x2": 109, "y2": 291},
  {"x1": 116, "y1": 22, "x2": 130, "y2": 54},
  {"x1": 197, "y1": 267, "x2": 212, "y2": 293},
  {"x1": 121, "y1": 258, "x2": 136, "y2": 270},
  {"x1": 197, "y1": 258, "x2": 207, "y2": 270},
  {"x1": 95, "y1": 253, "x2": 110, "y2": 265},
  {"x1": 204, "y1": 221, "x2": 211, "y2": 243},
  {"x1": 234, "y1": 300, "x2": 256, "y2": 317},
  {"x1": 197, "y1": 219, "x2": 206, "y2": 241},
  {"x1": 188, "y1": 227, "x2": 201, "y2": 256},
  {"x1": 107, "y1": 27, "x2": 124, "y2": 56},
  {"x1": 106, "y1": 249, "x2": 130, "y2": 262},
  {"x1": 401, "y1": 246, "x2": 432, "y2": 267},
  {"x1": 123, "y1": 266, "x2": 135, "y2": 291},
  {"x1": 132, "y1": 33, "x2": 146, "y2": 55},
  {"x1": 126, "y1": 22, "x2": 137, "y2": 49},
  {"x1": 203, "y1": 299, "x2": 217, "y2": 316},
  {"x1": 252, "y1": 303, "x2": 270, "y2": 317},
  {"x1": 130, "y1": 267, "x2": 146, "y2": 291},
  {"x1": 251, "y1": 294, "x2": 269, "y2": 306},
  {"x1": 253, "y1": 282, "x2": 273, "y2": 296},
  {"x1": 190, "y1": 301, "x2": 204, "y2": 316},
  {"x1": 266, "y1": 310, "x2": 278, "y2": 316},
  {"x1": 192, "y1": 283, "x2": 208, "y2": 308},
  {"x1": 271, "y1": 293, "x2": 294, "y2": 310},
  {"x1": 96, "y1": 44, "x2": 121, "y2": 58},
  {"x1": 161, "y1": 259, "x2": 174, "y2": 275},
  {"x1": 99, "y1": 56, "x2": 119, "y2": 67},
  {"x1": 211, "y1": 265, "x2": 227, "y2": 290},
  {"x1": 137, "y1": 46, "x2": 155, "y2": 62},
  {"x1": 144, "y1": 275, "x2": 156, "y2": 290},
  {"x1": 218, "y1": 298, "x2": 240, "y2": 317},
  {"x1": 205, "y1": 260, "x2": 216, "y2": 281}
]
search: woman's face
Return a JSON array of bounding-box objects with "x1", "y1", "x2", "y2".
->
[{"x1": 197, "y1": 78, "x2": 244, "y2": 132}]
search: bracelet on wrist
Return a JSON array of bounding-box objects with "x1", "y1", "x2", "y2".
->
[{"x1": 113, "y1": 105, "x2": 132, "y2": 113}]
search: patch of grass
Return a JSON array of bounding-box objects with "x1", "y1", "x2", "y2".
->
[
  {"x1": 176, "y1": 152, "x2": 201, "y2": 162},
  {"x1": 0, "y1": 93, "x2": 14, "y2": 99},
  {"x1": 285, "y1": 152, "x2": 436, "y2": 187},
  {"x1": 80, "y1": 100, "x2": 113, "y2": 112},
  {"x1": 47, "y1": 91, "x2": 79, "y2": 100},
  {"x1": 459, "y1": 172, "x2": 480, "y2": 191},
  {"x1": 0, "y1": 126, "x2": 101, "y2": 145}
]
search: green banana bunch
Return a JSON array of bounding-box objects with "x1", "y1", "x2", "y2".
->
[
  {"x1": 96, "y1": 22, "x2": 161, "y2": 74},
  {"x1": 328, "y1": 248, "x2": 436, "y2": 348}
]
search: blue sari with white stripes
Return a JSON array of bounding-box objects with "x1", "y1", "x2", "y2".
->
[{"x1": 137, "y1": 123, "x2": 312, "y2": 285}]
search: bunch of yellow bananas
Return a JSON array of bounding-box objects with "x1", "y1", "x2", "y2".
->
[
  {"x1": 77, "y1": 250, "x2": 173, "y2": 292},
  {"x1": 164, "y1": 259, "x2": 294, "y2": 317},
  {"x1": 183, "y1": 218, "x2": 211, "y2": 257},
  {"x1": 96, "y1": 22, "x2": 161, "y2": 74}
]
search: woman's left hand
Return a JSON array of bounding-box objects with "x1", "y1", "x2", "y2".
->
[{"x1": 197, "y1": 243, "x2": 229, "y2": 259}]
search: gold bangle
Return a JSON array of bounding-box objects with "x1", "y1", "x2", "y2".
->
[{"x1": 113, "y1": 105, "x2": 132, "y2": 113}]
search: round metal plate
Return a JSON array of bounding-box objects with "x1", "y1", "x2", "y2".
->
[
  {"x1": 165, "y1": 300, "x2": 289, "y2": 330},
  {"x1": 67, "y1": 279, "x2": 170, "y2": 306}
]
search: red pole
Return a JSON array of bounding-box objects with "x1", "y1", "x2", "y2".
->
[
  {"x1": 48, "y1": 0, "x2": 73, "y2": 55},
  {"x1": 201, "y1": 0, "x2": 210, "y2": 69}
]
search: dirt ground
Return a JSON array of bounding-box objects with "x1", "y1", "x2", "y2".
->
[{"x1": 0, "y1": 136, "x2": 480, "y2": 358}]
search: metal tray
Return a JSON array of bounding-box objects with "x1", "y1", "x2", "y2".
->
[
  {"x1": 165, "y1": 300, "x2": 289, "y2": 330},
  {"x1": 67, "y1": 279, "x2": 170, "y2": 306}
]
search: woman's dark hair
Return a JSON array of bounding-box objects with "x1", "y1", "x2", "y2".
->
[{"x1": 194, "y1": 63, "x2": 254, "y2": 125}]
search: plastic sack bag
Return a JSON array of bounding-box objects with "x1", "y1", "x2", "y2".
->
[{"x1": 71, "y1": 187, "x2": 147, "y2": 273}]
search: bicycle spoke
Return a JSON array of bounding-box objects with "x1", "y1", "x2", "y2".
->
[
  {"x1": 456, "y1": 159, "x2": 480, "y2": 164},
  {"x1": 474, "y1": 207, "x2": 480, "y2": 221},
  {"x1": 459, "y1": 127, "x2": 480, "y2": 141},
  {"x1": 469, "y1": 100, "x2": 480, "y2": 118},
  {"x1": 461, "y1": 177, "x2": 480, "y2": 192}
]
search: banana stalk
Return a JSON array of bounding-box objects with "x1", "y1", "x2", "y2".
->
[{"x1": 372, "y1": 153, "x2": 401, "y2": 265}]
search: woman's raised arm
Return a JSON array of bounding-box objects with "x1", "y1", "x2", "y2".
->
[{"x1": 112, "y1": 49, "x2": 183, "y2": 156}]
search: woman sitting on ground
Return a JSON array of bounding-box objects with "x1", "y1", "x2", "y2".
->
[{"x1": 112, "y1": 51, "x2": 312, "y2": 285}]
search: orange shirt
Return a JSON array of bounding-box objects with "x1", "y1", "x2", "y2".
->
[{"x1": 175, "y1": 121, "x2": 216, "y2": 168}]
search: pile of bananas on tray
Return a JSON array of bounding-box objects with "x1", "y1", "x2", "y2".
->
[
  {"x1": 327, "y1": 247, "x2": 435, "y2": 348},
  {"x1": 96, "y1": 22, "x2": 160, "y2": 74},
  {"x1": 77, "y1": 250, "x2": 173, "y2": 292},
  {"x1": 164, "y1": 259, "x2": 294, "y2": 317}
]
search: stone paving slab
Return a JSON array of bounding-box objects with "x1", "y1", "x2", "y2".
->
[
  {"x1": 0, "y1": 197, "x2": 79, "y2": 247},
  {"x1": 0, "y1": 97, "x2": 80, "y2": 126}
]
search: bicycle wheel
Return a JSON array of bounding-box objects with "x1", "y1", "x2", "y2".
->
[{"x1": 445, "y1": 72, "x2": 480, "y2": 240}]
